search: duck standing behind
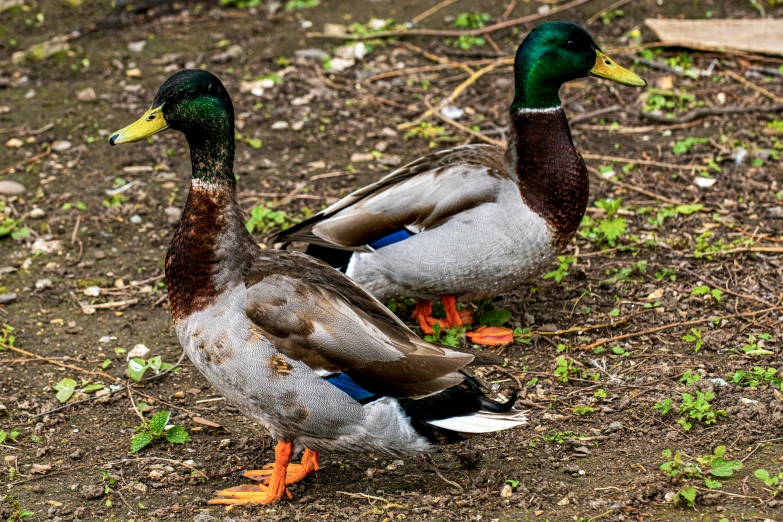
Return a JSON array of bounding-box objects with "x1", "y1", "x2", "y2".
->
[{"x1": 274, "y1": 22, "x2": 646, "y2": 346}]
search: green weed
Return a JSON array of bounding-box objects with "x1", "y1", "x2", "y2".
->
[
  {"x1": 424, "y1": 322, "x2": 465, "y2": 348},
  {"x1": 681, "y1": 329, "x2": 704, "y2": 352},
  {"x1": 728, "y1": 367, "x2": 781, "y2": 388},
  {"x1": 543, "y1": 255, "x2": 575, "y2": 284},
  {"x1": 245, "y1": 204, "x2": 298, "y2": 234},
  {"x1": 130, "y1": 410, "x2": 190, "y2": 453}
]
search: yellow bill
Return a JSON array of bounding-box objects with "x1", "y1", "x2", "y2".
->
[
  {"x1": 589, "y1": 50, "x2": 646, "y2": 87},
  {"x1": 109, "y1": 105, "x2": 168, "y2": 145}
]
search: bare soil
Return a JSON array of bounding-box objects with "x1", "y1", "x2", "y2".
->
[{"x1": 1, "y1": 0, "x2": 782, "y2": 521}]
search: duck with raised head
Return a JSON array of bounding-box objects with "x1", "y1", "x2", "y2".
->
[
  {"x1": 274, "y1": 22, "x2": 646, "y2": 346},
  {"x1": 109, "y1": 69, "x2": 526, "y2": 505}
]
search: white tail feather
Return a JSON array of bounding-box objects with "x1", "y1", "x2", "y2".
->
[{"x1": 426, "y1": 410, "x2": 527, "y2": 434}]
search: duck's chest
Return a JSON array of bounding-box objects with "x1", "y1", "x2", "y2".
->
[{"x1": 174, "y1": 286, "x2": 281, "y2": 420}]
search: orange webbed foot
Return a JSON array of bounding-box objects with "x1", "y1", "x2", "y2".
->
[
  {"x1": 412, "y1": 300, "x2": 436, "y2": 334},
  {"x1": 242, "y1": 449, "x2": 320, "y2": 486},
  {"x1": 209, "y1": 483, "x2": 292, "y2": 505},
  {"x1": 465, "y1": 326, "x2": 515, "y2": 346},
  {"x1": 209, "y1": 441, "x2": 297, "y2": 505}
]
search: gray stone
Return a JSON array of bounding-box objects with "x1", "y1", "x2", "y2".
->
[
  {"x1": 0, "y1": 180, "x2": 25, "y2": 196},
  {"x1": 78, "y1": 484, "x2": 104, "y2": 500}
]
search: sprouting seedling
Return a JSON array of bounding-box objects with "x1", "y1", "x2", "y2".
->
[{"x1": 130, "y1": 410, "x2": 191, "y2": 453}]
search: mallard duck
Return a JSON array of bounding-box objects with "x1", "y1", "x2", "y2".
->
[
  {"x1": 109, "y1": 69, "x2": 526, "y2": 505},
  {"x1": 275, "y1": 22, "x2": 646, "y2": 346}
]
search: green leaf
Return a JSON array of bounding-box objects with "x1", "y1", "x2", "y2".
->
[
  {"x1": 148, "y1": 410, "x2": 171, "y2": 437},
  {"x1": 53, "y1": 378, "x2": 77, "y2": 403},
  {"x1": 130, "y1": 432, "x2": 154, "y2": 453},
  {"x1": 594, "y1": 388, "x2": 607, "y2": 398},
  {"x1": 148, "y1": 356, "x2": 162, "y2": 372},
  {"x1": 11, "y1": 227, "x2": 30, "y2": 240},
  {"x1": 479, "y1": 309, "x2": 512, "y2": 327},
  {"x1": 247, "y1": 138, "x2": 262, "y2": 149},
  {"x1": 128, "y1": 358, "x2": 147, "y2": 382},
  {"x1": 713, "y1": 445, "x2": 725, "y2": 458},
  {"x1": 80, "y1": 384, "x2": 105, "y2": 394},
  {"x1": 609, "y1": 308, "x2": 620, "y2": 317},
  {"x1": 754, "y1": 468, "x2": 772, "y2": 483},
  {"x1": 598, "y1": 217, "x2": 627, "y2": 242},
  {"x1": 101, "y1": 359, "x2": 111, "y2": 369},
  {"x1": 676, "y1": 485, "x2": 698, "y2": 507},
  {"x1": 691, "y1": 285, "x2": 710, "y2": 296},
  {"x1": 710, "y1": 289, "x2": 723, "y2": 302},
  {"x1": 710, "y1": 457, "x2": 742, "y2": 477},
  {"x1": 704, "y1": 478, "x2": 722, "y2": 489},
  {"x1": 165, "y1": 425, "x2": 191, "y2": 444}
]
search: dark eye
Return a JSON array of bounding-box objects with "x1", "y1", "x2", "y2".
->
[
  {"x1": 565, "y1": 40, "x2": 576, "y2": 49},
  {"x1": 187, "y1": 89, "x2": 198, "y2": 98}
]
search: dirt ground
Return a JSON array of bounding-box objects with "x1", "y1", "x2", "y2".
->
[{"x1": 1, "y1": 0, "x2": 783, "y2": 520}]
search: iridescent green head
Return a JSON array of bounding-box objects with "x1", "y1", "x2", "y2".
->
[
  {"x1": 110, "y1": 69, "x2": 234, "y2": 145},
  {"x1": 110, "y1": 70, "x2": 235, "y2": 183},
  {"x1": 512, "y1": 21, "x2": 646, "y2": 110}
]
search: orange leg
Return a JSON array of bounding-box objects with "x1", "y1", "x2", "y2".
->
[
  {"x1": 465, "y1": 326, "x2": 515, "y2": 346},
  {"x1": 412, "y1": 299, "x2": 437, "y2": 334},
  {"x1": 441, "y1": 295, "x2": 474, "y2": 328},
  {"x1": 242, "y1": 448, "x2": 320, "y2": 486},
  {"x1": 209, "y1": 441, "x2": 294, "y2": 505}
]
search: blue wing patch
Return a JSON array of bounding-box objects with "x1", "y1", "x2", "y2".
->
[
  {"x1": 369, "y1": 229, "x2": 414, "y2": 249},
  {"x1": 325, "y1": 373, "x2": 376, "y2": 401}
]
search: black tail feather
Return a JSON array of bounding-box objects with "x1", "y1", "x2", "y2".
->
[{"x1": 304, "y1": 244, "x2": 353, "y2": 273}]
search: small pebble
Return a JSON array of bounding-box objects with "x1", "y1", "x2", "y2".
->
[
  {"x1": 83, "y1": 286, "x2": 101, "y2": 297},
  {"x1": 29, "y1": 208, "x2": 46, "y2": 219},
  {"x1": 0, "y1": 292, "x2": 19, "y2": 304},
  {"x1": 77, "y1": 87, "x2": 97, "y2": 102},
  {"x1": 5, "y1": 138, "x2": 23, "y2": 149},
  {"x1": 127, "y1": 344, "x2": 150, "y2": 359},
  {"x1": 441, "y1": 106, "x2": 464, "y2": 120},
  {"x1": 35, "y1": 278, "x2": 52, "y2": 290},
  {"x1": 78, "y1": 484, "x2": 104, "y2": 500},
  {"x1": 164, "y1": 206, "x2": 182, "y2": 223},
  {"x1": 0, "y1": 180, "x2": 25, "y2": 195},
  {"x1": 129, "y1": 215, "x2": 142, "y2": 224},
  {"x1": 52, "y1": 140, "x2": 72, "y2": 152}
]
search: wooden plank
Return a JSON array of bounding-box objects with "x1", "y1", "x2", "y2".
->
[{"x1": 645, "y1": 18, "x2": 783, "y2": 57}]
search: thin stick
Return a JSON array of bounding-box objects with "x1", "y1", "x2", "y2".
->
[
  {"x1": 500, "y1": 0, "x2": 517, "y2": 21},
  {"x1": 640, "y1": 103, "x2": 783, "y2": 124},
  {"x1": 724, "y1": 70, "x2": 783, "y2": 105},
  {"x1": 1, "y1": 341, "x2": 120, "y2": 383},
  {"x1": 362, "y1": 57, "x2": 513, "y2": 83},
  {"x1": 395, "y1": 41, "x2": 475, "y2": 75},
  {"x1": 0, "y1": 146, "x2": 51, "y2": 176},
  {"x1": 105, "y1": 457, "x2": 208, "y2": 479},
  {"x1": 568, "y1": 104, "x2": 622, "y2": 124},
  {"x1": 411, "y1": 0, "x2": 460, "y2": 24},
  {"x1": 675, "y1": 265, "x2": 772, "y2": 308},
  {"x1": 399, "y1": 62, "x2": 505, "y2": 129},
  {"x1": 586, "y1": 0, "x2": 634, "y2": 25},
  {"x1": 306, "y1": 0, "x2": 594, "y2": 40},
  {"x1": 685, "y1": 246, "x2": 783, "y2": 256},
  {"x1": 588, "y1": 167, "x2": 683, "y2": 205},
  {"x1": 426, "y1": 454, "x2": 463, "y2": 490},
  {"x1": 581, "y1": 152, "x2": 708, "y2": 171},
  {"x1": 82, "y1": 298, "x2": 139, "y2": 311},
  {"x1": 314, "y1": 66, "x2": 409, "y2": 109},
  {"x1": 576, "y1": 306, "x2": 783, "y2": 351},
  {"x1": 423, "y1": 98, "x2": 504, "y2": 146}
]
